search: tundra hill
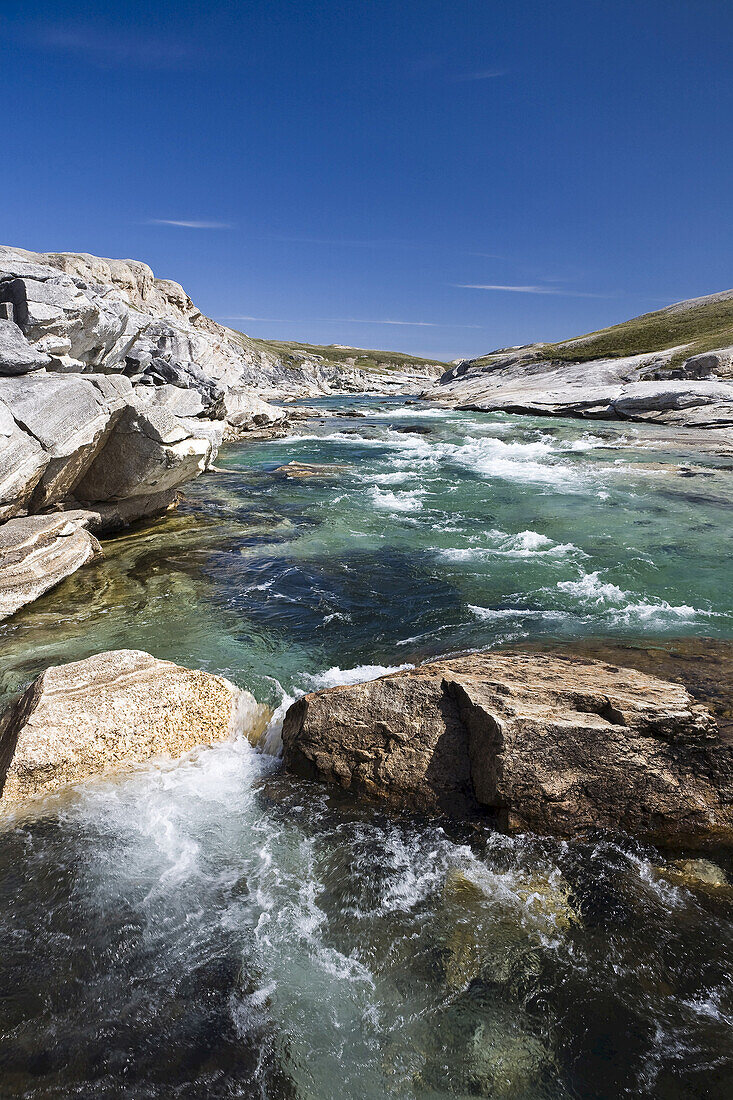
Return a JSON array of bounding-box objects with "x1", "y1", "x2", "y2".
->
[{"x1": 465, "y1": 290, "x2": 733, "y2": 373}]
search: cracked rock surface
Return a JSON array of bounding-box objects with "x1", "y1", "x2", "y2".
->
[{"x1": 282, "y1": 652, "x2": 733, "y2": 844}]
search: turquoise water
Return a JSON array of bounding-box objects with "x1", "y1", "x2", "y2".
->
[
  {"x1": 1, "y1": 398, "x2": 732, "y2": 1098},
  {"x1": 2, "y1": 397, "x2": 731, "y2": 706}
]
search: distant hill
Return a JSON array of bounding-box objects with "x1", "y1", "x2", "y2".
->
[
  {"x1": 236, "y1": 333, "x2": 446, "y2": 377},
  {"x1": 467, "y1": 290, "x2": 733, "y2": 372}
]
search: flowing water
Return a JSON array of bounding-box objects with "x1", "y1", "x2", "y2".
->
[{"x1": 1, "y1": 398, "x2": 732, "y2": 1098}]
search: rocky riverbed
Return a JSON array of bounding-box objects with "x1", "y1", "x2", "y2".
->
[{"x1": 1, "y1": 248, "x2": 733, "y2": 1096}]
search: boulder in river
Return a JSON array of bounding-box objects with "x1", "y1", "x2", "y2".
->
[
  {"x1": 282, "y1": 653, "x2": 733, "y2": 845},
  {"x1": 0, "y1": 649, "x2": 268, "y2": 809}
]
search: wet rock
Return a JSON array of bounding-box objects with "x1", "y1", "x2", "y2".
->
[
  {"x1": 282, "y1": 653, "x2": 733, "y2": 844},
  {"x1": 654, "y1": 857, "x2": 730, "y2": 892},
  {"x1": 273, "y1": 461, "x2": 350, "y2": 478},
  {"x1": 59, "y1": 491, "x2": 180, "y2": 535},
  {"x1": 0, "y1": 649, "x2": 267, "y2": 808},
  {"x1": 0, "y1": 513, "x2": 101, "y2": 621},
  {"x1": 442, "y1": 867, "x2": 577, "y2": 990}
]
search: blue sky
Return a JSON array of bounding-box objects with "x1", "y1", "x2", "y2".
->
[{"x1": 2, "y1": 0, "x2": 732, "y2": 360}]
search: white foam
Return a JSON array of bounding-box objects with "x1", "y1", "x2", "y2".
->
[
  {"x1": 439, "y1": 529, "x2": 582, "y2": 562},
  {"x1": 557, "y1": 571, "x2": 628, "y2": 604},
  {"x1": 302, "y1": 662, "x2": 414, "y2": 690},
  {"x1": 369, "y1": 471, "x2": 411, "y2": 484},
  {"x1": 258, "y1": 683, "x2": 297, "y2": 757},
  {"x1": 369, "y1": 406, "x2": 454, "y2": 419},
  {"x1": 469, "y1": 605, "x2": 571, "y2": 622},
  {"x1": 369, "y1": 487, "x2": 425, "y2": 512},
  {"x1": 556, "y1": 570, "x2": 717, "y2": 626}
]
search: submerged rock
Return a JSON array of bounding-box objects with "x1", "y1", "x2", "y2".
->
[
  {"x1": 274, "y1": 461, "x2": 350, "y2": 478},
  {"x1": 281, "y1": 652, "x2": 733, "y2": 845},
  {"x1": 0, "y1": 649, "x2": 267, "y2": 809},
  {"x1": 654, "y1": 857, "x2": 730, "y2": 893},
  {"x1": 442, "y1": 867, "x2": 577, "y2": 990}
]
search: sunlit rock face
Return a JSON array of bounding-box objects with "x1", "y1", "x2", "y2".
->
[
  {"x1": 282, "y1": 652, "x2": 733, "y2": 845},
  {"x1": 0, "y1": 245, "x2": 443, "y2": 614},
  {"x1": 0, "y1": 648, "x2": 268, "y2": 809},
  {"x1": 429, "y1": 289, "x2": 733, "y2": 430}
]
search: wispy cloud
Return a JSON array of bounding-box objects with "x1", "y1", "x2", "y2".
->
[
  {"x1": 263, "y1": 235, "x2": 415, "y2": 248},
  {"x1": 147, "y1": 219, "x2": 231, "y2": 229},
  {"x1": 220, "y1": 315, "x2": 481, "y2": 329},
  {"x1": 454, "y1": 284, "x2": 613, "y2": 299},
  {"x1": 453, "y1": 68, "x2": 507, "y2": 82},
  {"x1": 34, "y1": 25, "x2": 193, "y2": 69}
]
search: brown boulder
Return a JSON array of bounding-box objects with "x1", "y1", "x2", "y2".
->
[
  {"x1": 282, "y1": 653, "x2": 733, "y2": 845},
  {"x1": 0, "y1": 649, "x2": 268, "y2": 809}
]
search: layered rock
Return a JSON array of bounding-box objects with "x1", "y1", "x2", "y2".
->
[
  {"x1": 0, "y1": 649, "x2": 268, "y2": 808},
  {"x1": 433, "y1": 350, "x2": 733, "y2": 430},
  {"x1": 282, "y1": 653, "x2": 733, "y2": 845},
  {"x1": 0, "y1": 246, "x2": 442, "y2": 404},
  {"x1": 431, "y1": 292, "x2": 733, "y2": 431},
  {"x1": 0, "y1": 512, "x2": 102, "y2": 620}
]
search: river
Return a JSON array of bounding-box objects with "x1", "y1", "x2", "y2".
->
[{"x1": 1, "y1": 398, "x2": 731, "y2": 1097}]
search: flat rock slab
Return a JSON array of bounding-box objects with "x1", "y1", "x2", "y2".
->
[
  {"x1": 282, "y1": 652, "x2": 733, "y2": 845},
  {"x1": 0, "y1": 512, "x2": 101, "y2": 621},
  {"x1": 274, "y1": 461, "x2": 350, "y2": 478},
  {"x1": 0, "y1": 649, "x2": 267, "y2": 809}
]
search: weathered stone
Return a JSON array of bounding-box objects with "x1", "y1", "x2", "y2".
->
[
  {"x1": 0, "y1": 512, "x2": 101, "y2": 620},
  {"x1": 679, "y1": 347, "x2": 733, "y2": 380},
  {"x1": 0, "y1": 247, "x2": 441, "y2": 406},
  {"x1": 60, "y1": 490, "x2": 180, "y2": 534},
  {"x1": 430, "y1": 297, "x2": 733, "y2": 432},
  {"x1": 0, "y1": 416, "x2": 49, "y2": 519},
  {"x1": 220, "y1": 388, "x2": 286, "y2": 428},
  {"x1": 72, "y1": 403, "x2": 212, "y2": 501},
  {"x1": 135, "y1": 382, "x2": 206, "y2": 418},
  {"x1": 0, "y1": 650, "x2": 269, "y2": 808},
  {"x1": 0, "y1": 319, "x2": 52, "y2": 375},
  {"x1": 0, "y1": 373, "x2": 127, "y2": 509},
  {"x1": 282, "y1": 653, "x2": 733, "y2": 845},
  {"x1": 0, "y1": 373, "x2": 110, "y2": 457}
]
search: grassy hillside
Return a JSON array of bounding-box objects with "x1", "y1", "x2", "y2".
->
[
  {"x1": 469, "y1": 292, "x2": 733, "y2": 369},
  {"x1": 228, "y1": 329, "x2": 446, "y2": 374}
]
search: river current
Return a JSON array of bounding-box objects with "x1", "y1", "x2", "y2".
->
[{"x1": 1, "y1": 397, "x2": 732, "y2": 1098}]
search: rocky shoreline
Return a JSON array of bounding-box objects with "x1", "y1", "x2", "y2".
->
[
  {"x1": 1, "y1": 245, "x2": 732, "y2": 851},
  {"x1": 0, "y1": 246, "x2": 442, "y2": 620},
  {"x1": 1, "y1": 644, "x2": 731, "y2": 850},
  {"x1": 427, "y1": 293, "x2": 733, "y2": 437}
]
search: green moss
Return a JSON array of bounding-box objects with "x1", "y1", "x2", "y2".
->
[{"x1": 536, "y1": 297, "x2": 733, "y2": 367}]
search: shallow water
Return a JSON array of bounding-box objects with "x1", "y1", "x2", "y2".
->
[{"x1": 1, "y1": 398, "x2": 732, "y2": 1098}]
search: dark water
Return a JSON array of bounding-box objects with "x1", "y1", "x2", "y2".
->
[{"x1": 1, "y1": 398, "x2": 732, "y2": 1098}]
